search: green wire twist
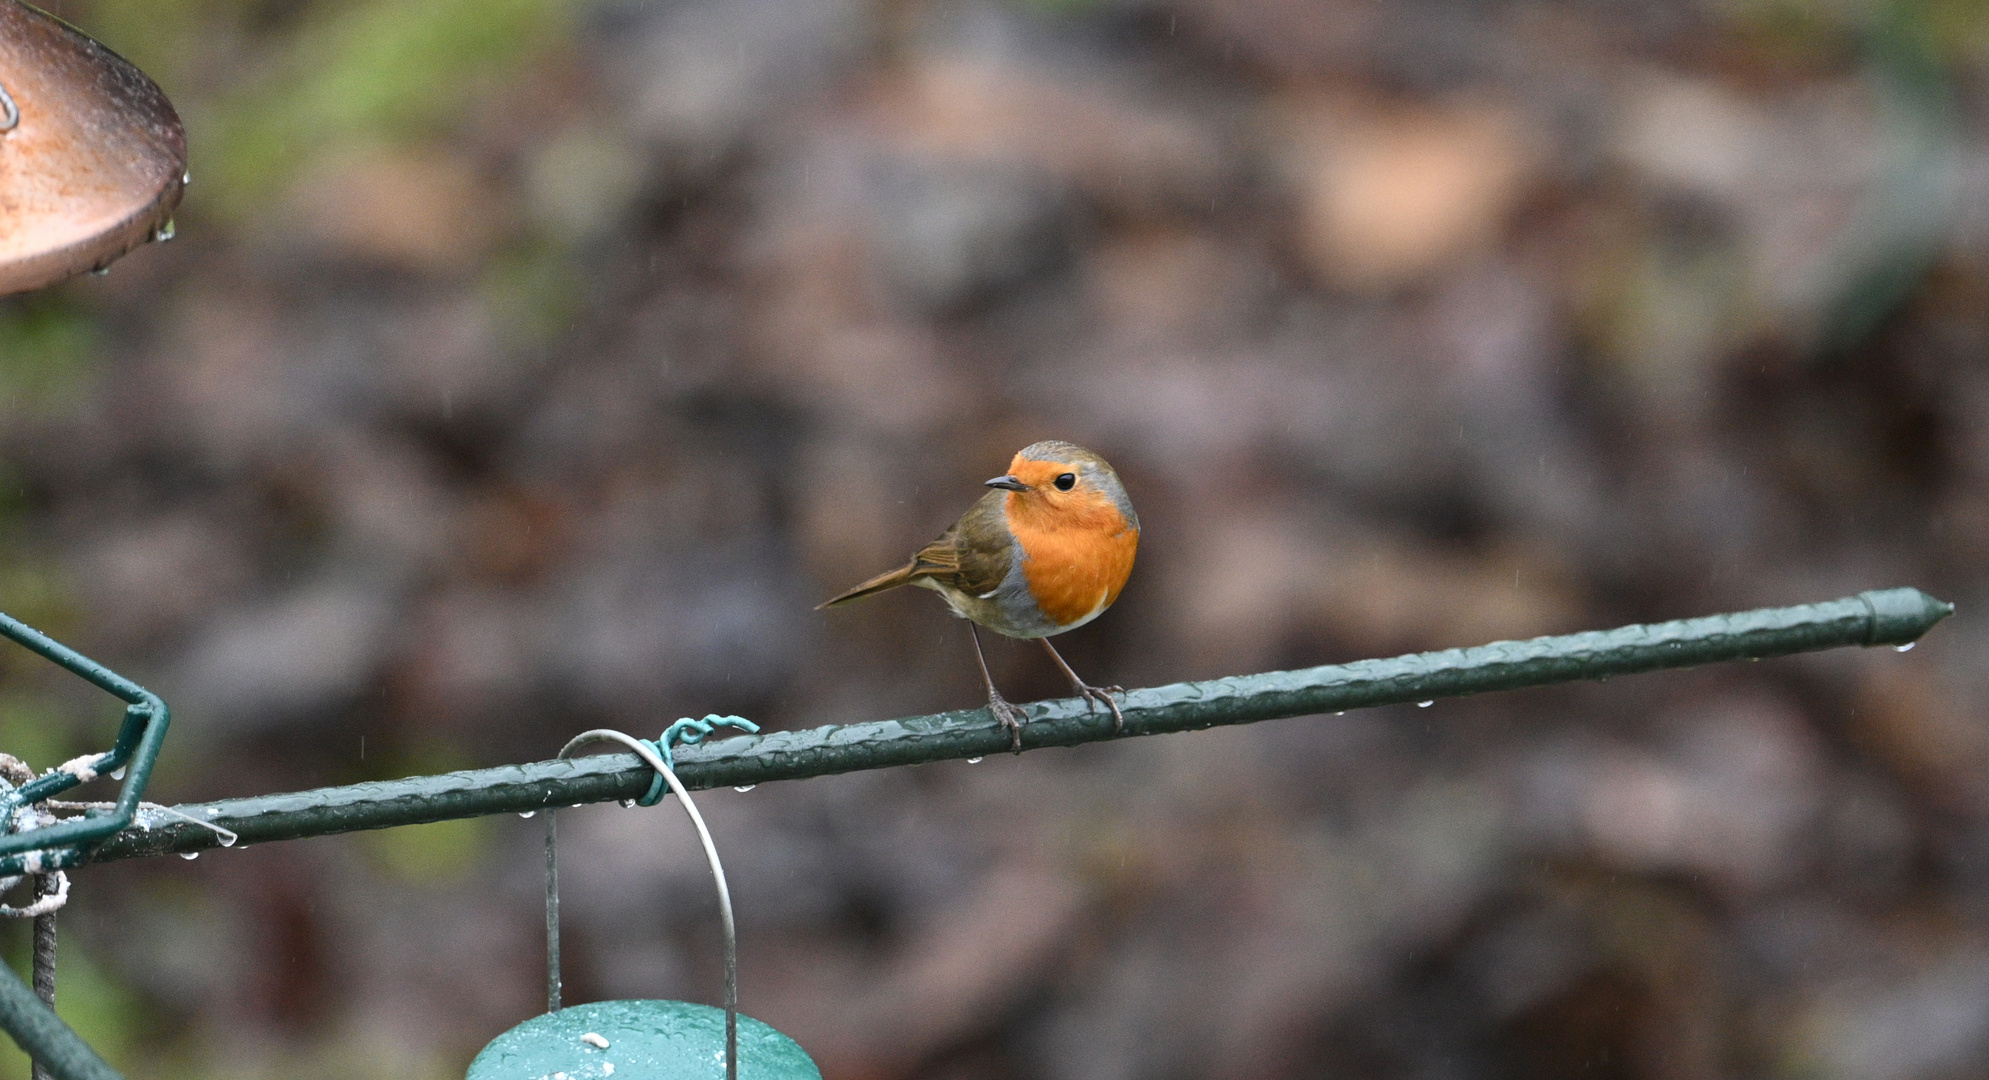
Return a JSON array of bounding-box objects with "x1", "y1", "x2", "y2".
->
[{"x1": 637, "y1": 716, "x2": 760, "y2": 805}]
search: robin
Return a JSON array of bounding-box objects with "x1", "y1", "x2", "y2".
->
[{"x1": 818, "y1": 441, "x2": 1139, "y2": 751}]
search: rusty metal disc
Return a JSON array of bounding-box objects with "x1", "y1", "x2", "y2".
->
[{"x1": 0, "y1": 0, "x2": 186, "y2": 296}]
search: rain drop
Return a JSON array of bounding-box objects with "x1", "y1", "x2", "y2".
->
[
  {"x1": 110, "y1": 767, "x2": 126, "y2": 780},
  {"x1": 218, "y1": 834, "x2": 237, "y2": 848},
  {"x1": 518, "y1": 811, "x2": 536, "y2": 818},
  {"x1": 151, "y1": 218, "x2": 176, "y2": 243},
  {"x1": 1896, "y1": 642, "x2": 1916, "y2": 652},
  {"x1": 1418, "y1": 701, "x2": 1434, "y2": 708},
  {"x1": 966, "y1": 757, "x2": 984, "y2": 764},
  {"x1": 178, "y1": 851, "x2": 198, "y2": 860},
  {"x1": 619, "y1": 799, "x2": 637, "y2": 809},
  {"x1": 733, "y1": 785, "x2": 756, "y2": 793}
]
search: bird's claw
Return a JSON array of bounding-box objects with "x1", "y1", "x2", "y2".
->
[
  {"x1": 1076, "y1": 683, "x2": 1125, "y2": 734},
  {"x1": 987, "y1": 690, "x2": 1028, "y2": 754}
]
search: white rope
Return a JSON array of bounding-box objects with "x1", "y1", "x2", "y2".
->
[
  {"x1": 0, "y1": 871, "x2": 65, "y2": 918},
  {"x1": 0, "y1": 787, "x2": 237, "y2": 920},
  {"x1": 0, "y1": 799, "x2": 70, "y2": 916}
]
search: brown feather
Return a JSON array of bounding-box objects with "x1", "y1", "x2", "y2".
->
[
  {"x1": 817, "y1": 490, "x2": 1015, "y2": 609},
  {"x1": 912, "y1": 491, "x2": 1013, "y2": 597},
  {"x1": 815, "y1": 560, "x2": 920, "y2": 608}
]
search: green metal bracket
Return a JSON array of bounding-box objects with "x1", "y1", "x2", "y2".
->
[
  {"x1": 78, "y1": 586, "x2": 1953, "y2": 863},
  {"x1": 0, "y1": 613, "x2": 171, "y2": 875},
  {"x1": 0, "y1": 613, "x2": 172, "y2": 1080}
]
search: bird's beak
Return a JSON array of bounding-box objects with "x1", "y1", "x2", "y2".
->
[{"x1": 985, "y1": 474, "x2": 1028, "y2": 492}]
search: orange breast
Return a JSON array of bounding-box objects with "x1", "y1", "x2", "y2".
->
[{"x1": 1005, "y1": 493, "x2": 1139, "y2": 627}]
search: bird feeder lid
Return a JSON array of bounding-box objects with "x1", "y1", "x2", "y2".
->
[
  {"x1": 0, "y1": 0, "x2": 186, "y2": 296},
  {"x1": 467, "y1": 1000, "x2": 821, "y2": 1080}
]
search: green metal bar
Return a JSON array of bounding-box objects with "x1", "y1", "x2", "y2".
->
[
  {"x1": 0, "y1": 965, "x2": 120, "y2": 1080},
  {"x1": 0, "y1": 615, "x2": 149, "y2": 703},
  {"x1": 0, "y1": 587, "x2": 1957, "y2": 1080},
  {"x1": 79, "y1": 587, "x2": 1952, "y2": 865}
]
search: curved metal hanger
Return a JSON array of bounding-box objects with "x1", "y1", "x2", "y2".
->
[{"x1": 550, "y1": 728, "x2": 741, "y2": 1080}]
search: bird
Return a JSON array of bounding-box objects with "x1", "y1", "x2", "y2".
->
[{"x1": 818, "y1": 441, "x2": 1139, "y2": 751}]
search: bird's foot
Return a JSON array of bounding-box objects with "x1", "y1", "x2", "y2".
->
[
  {"x1": 987, "y1": 689, "x2": 1028, "y2": 754},
  {"x1": 1074, "y1": 683, "x2": 1125, "y2": 734}
]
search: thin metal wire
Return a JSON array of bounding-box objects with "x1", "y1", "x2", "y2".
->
[
  {"x1": 555, "y1": 730, "x2": 738, "y2": 1080},
  {"x1": 543, "y1": 810, "x2": 559, "y2": 1014},
  {"x1": 29, "y1": 876, "x2": 55, "y2": 1080}
]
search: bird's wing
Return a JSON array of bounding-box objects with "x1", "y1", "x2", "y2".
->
[
  {"x1": 910, "y1": 491, "x2": 1013, "y2": 597},
  {"x1": 817, "y1": 491, "x2": 1014, "y2": 608}
]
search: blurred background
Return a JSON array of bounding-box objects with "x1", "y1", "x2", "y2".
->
[{"x1": 2, "y1": 0, "x2": 1987, "y2": 1075}]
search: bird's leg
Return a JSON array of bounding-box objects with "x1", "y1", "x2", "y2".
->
[
  {"x1": 970, "y1": 623, "x2": 1028, "y2": 753},
  {"x1": 1038, "y1": 638, "x2": 1124, "y2": 734}
]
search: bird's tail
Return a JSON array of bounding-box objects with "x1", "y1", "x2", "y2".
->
[{"x1": 816, "y1": 561, "x2": 920, "y2": 609}]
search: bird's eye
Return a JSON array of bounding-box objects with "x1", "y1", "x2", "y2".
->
[{"x1": 1054, "y1": 473, "x2": 1077, "y2": 491}]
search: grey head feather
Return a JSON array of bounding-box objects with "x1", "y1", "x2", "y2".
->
[{"x1": 1015, "y1": 441, "x2": 1138, "y2": 532}]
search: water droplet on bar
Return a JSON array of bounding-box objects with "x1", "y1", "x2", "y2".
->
[
  {"x1": 518, "y1": 811, "x2": 536, "y2": 818},
  {"x1": 966, "y1": 757, "x2": 984, "y2": 764},
  {"x1": 1418, "y1": 701, "x2": 1434, "y2": 708},
  {"x1": 1896, "y1": 642, "x2": 1915, "y2": 652},
  {"x1": 179, "y1": 851, "x2": 198, "y2": 860},
  {"x1": 733, "y1": 785, "x2": 756, "y2": 792}
]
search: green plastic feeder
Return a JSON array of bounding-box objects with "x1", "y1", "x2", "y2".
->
[
  {"x1": 468, "y1": 1001, "x2": 816, "y2": 1080},
  {"x1": 470, "y1": 724, "x2": 820, "y2": 1080}
]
